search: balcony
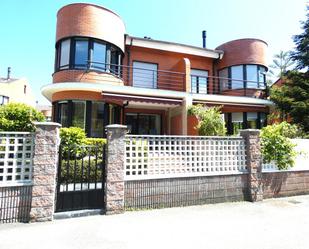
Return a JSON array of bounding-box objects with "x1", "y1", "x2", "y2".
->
[{"x1": 80, "y1": 61, "x2": 267, "y2": 98}]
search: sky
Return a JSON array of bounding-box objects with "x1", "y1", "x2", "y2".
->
[{"x1": 0, "y1": 0, "x2": 307, "y2": 105}]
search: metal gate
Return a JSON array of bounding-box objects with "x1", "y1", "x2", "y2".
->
[{"x1": 56, "y1": 144, "x2": 106, "y2": 212}]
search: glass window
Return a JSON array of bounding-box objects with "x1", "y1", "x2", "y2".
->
[
  {"x1": 72, "y1": 101, "x2": 86, "y2": 129},
  {"x1": 246, "y1": 65, "x2": 258, "y2": 88},
  {"x1": 60, "y1": 39, "x2": 70, "y2": 69},
  {"x1": 258, "y1": 66, "x2": 266, "y2": 89},
  {"x1": 110, "y1": 46, "x2": 120, "y2": 75},
  {"x1": 231, "y1": 66, "x2": 244, "y2": 89},
  {"x1": 260, "y1": 112, "x2": 267, "y2": 127},
  {"x1": 0, "y1": 95, "x2": 9, "y2": 105},
  {"x1": 74, "y1": 39, "x2": 88, "y2": 68},
  {"x1": 92, "y1": 42, "x2": 106, "y2": 71},
  {"x1": 219, "y1": 68, "x2": 229, "y2": 90},
  {"x1": 58, "y1": 101, "x2": 69, "y2": 127},
  {"x1": 91, "y1": 102, "x2": 105, "y2": 137},
  {"x1": 126, "y1": 113, "x2": 138, "y2": 134},
  {"x1": 231, "y1": 112, "x2": 243, "y2": 135},
  {"x1": 125, "y1": 113, "x2": 161, "y2": 135},
  {"x1": 191, "y1": 69, "x2": 208, "y2": 94},
  {"x1": 247, "y1": 112, "x2": 258, "y2": 129},
  {"x1": 133, "y1": 62, "x2": 158, "y2": 89}
]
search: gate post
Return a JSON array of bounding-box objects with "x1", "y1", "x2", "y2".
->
[
  {"x1": 240, "y1": 129, "x2": 263, "y2": 202},
  {"x1": 30, "y1": 122, "x2": 61, "y2": 222},
  {"x1": 105, "y1": 124, "x2": 127, "y2": 215}
]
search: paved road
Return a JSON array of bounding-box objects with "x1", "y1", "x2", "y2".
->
[{"x1": 1, "y1": 195, "x2": 309, "y2": 249}]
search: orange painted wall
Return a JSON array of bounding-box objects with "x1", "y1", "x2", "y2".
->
[
  {"x1": 170, "y1": 114, "x2": 182, "y2": 135},
  {"x1": 187, "y1": 115, "x2": 198, "y2": 135}
]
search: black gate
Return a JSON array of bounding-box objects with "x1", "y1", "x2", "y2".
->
[{"x1": 56, "y1": 144, "x2": 106, "y2": 212}]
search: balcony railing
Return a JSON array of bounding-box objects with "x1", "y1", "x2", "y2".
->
[
  {"x1": 85, "y1": 61, "x2": 186, "y2": 91},
  {"x1": 81, "y1": 61, "x2": 267, "y2": 98}
]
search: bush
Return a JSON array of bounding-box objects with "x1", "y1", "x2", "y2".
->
[
  {"x1": 261, "y1": 122, "x2": 297, "y2": 170},
  {"x1": 59, "y1": 159, "x2": 103, "y2": 183},
  {"x1": 0, "y1": 103, "x2": 45, "y2": 132},
  {"x1": 188, "y1": 104, "x2": 226, "y2": 136},
  {"x1": 84, "y1": 137, "x2": 107, "y2": 147},
  {"x1": 60, "y1": 127, "x2": 87, "y2": 158}
]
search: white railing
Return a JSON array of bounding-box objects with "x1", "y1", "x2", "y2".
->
[
  {"x1": 262, "y1": 139, "x2": 309, "y2": 172},
  {"x1": 0, "y1": 132, "x2": 35, "y2": 186},
  {"x1": 125, "y1": 135, "x2": 247, "y2": 180}
]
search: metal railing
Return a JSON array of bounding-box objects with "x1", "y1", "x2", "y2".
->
[{"x1": 84, "y1": 61, "x2": 186, "y2": 92}]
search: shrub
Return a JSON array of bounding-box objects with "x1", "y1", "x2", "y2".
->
[
  {"x1": 84, "y1": 138, "x2": 107, "y2": 147},
  {"x1": 60, "y1": 127, "x2": 87, "y2": 158},
  {"x1": 0, "y1": 103, "x2": 45, "y2": 132},
  {"x1": 188, "y1": 104, "x2": 226, "y2": 136},
  {"x1": 261, "y1": 122, "x2": 297, "y2": 170}
]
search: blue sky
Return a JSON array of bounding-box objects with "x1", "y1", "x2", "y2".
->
[{"x1": 0, "y1": 0, "x2": 307, "y2": 105}]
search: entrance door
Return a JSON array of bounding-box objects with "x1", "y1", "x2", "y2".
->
[{"x1": 125, "y1": 113, "x2": 161, "y2": 135}]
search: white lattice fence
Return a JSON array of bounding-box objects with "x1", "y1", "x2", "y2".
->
[
  {"x1": 125, "y1": 135, "x2": 247, "y2": 180},
  {"x1": 0, "y1": 132, "x2": 35, "y2": 186}
]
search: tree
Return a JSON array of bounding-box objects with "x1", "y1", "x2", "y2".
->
[
  {"x1": 188, "y1": 105, "x2": 226, "y2": 136},
  {"x1": 270, "y1": 71, "x2": 309, "y2": 132},
  {"x1": 269, "y1": 50, "x2": 294, "y2": 78},
  {"x1": 291, "y1": 6, "x2": 309, "y2": 70},
  {"x1": 0, "y1": 103, "x2": 45, "y2": 132}
]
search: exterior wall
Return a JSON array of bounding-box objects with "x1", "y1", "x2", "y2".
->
[
  {"x1": 263, "y1": 171, "x2": 309, "y2": 198},
  {"x1": 56, "y1": 3, "x2": 125, "y2": 52},
  {"x1": 216, "y1": 39, "x2": 268, "y2": 69},
  {"x1": 0, "y1": 78, "x2": 36, "y2": 107},
  {"x1": 187, "y1": 115, "x2": 198, "y2": 135},
  {"x1": 53, "y1": 70, "x2": 124, "y2": 85},
  {"x1": 170, "y1": 114, "x2": 182, "y2": 135},
  {"x1": 125, "y1": 175, "x2": 249, "y2": 209}
]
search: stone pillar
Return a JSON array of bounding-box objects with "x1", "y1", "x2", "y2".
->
[
  {"x1": 105, "y1": 124, "x2": 127, "y2": 215},
  {"x1": 240, "y1": 129, "x2": 263, "y2": 202},
  {"x1": 30, "y1": 122, "x2": 61, "y2": 222}
]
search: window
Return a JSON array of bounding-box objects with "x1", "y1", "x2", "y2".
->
[
  {"x1": 55, "y1": 100, "x2": 121, "y2": 138},
  {"x1": 219, "y1": 65, "x2": 267, "y2": 90},
  {"x1": 59, "y1": 39, "x2": 70, "y2": 69},
  {"x1": 231, "y1": 112, "x2": 243, "y2": 135},
  {"x1": 91, "y1": 102, "x2": 105, "y2": 137},
  {"x1": 219, "y1": 68, "x2": 229, "y2": 90},
  {"x1": 91, "y1": 42, "x2": 106, "y2": 70},
  {"x1": 247, "y1": 112, "x2": 258, "y2": 129},
  {"x1": 191, "y1": 69, "x2": 208, "y2": 94},
  {"x1": 231, "y1": 66, "x2": 244, "y2": 89},
  {"x1": 74, "y1": 39, "x2": 89, "y2": 68},
  {"x1": 133, "y1": 62, "x2": 158, "y2": 89},
  {"x1": 55, "y1": 37, "x2": 122, "y2": 75},
  {"x1": 0, "y1": 95, "x2": 9, "y2": 105},
  {"x1": 125, "y1": 113, "x2": 161, "y2": 135},
  {"x1": 246, "y1": 65, "x2": 258, "y2": 88}
]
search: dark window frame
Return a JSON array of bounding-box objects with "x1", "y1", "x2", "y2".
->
[{"x1": 190, "y1": 68, "x2": 209, "y2": 94}]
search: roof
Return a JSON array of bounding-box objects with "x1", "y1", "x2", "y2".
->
[{"x1": 125, "y1": 36, "x2": 224, "y2": 59}]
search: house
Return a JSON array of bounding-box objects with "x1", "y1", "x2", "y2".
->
[
  {"x1": 0, "y1": 68, "x2": 36, "y2": 107},
  {"x1": 41, "y1": 3, "x2": 272, "y2": 137}
]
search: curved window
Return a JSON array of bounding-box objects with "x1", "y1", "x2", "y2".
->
[
  {"x1": 54, "y1": 100, "x2": 122, "y2": 138},
  {"x1": 219, "y1": 65, "x2": 267, "y2": 90},
  {"x1": 55, "y1": 37, "x2": 122, "y2": 75}
]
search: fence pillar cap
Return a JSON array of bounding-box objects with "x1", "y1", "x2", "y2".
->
[
  {"x1": 240, "y1": 129, "x2": 260, "y2": 135},
  {"x1": 33, "y1": 121, "x2": 61, "y2": 128},
  {"x1": 106, "y1": 124, "x2": 127, "y2": 130}
]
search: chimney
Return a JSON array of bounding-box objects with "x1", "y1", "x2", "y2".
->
[
  {"x1": 7, "y1": 67, "x2": 11, "y2": 80},
  {"x1": 202, "y1": 30, "x2": 207, "y2": 48}
]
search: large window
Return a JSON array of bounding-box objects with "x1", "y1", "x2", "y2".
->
[
  {"x1": 191, "y1": 69, "x2": 208, "y2": 94},
  {"x1": 55, "y1": 37, "x2": 122, "y2": 74},
  {"x1": 125, "y1": 113, "x2": 161, "y2": 135},
  {"x1": 54, "y1": 100, "x2": 121, "y2": 138},
  {"x1": 219, "y1": 64, "x2": 267, "y2": 90},
  {"x1": 133, "y1": 61, "x2": 158, "y2": 89}
]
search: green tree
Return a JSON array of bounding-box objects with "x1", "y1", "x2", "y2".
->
[
  {"x1": 291, "y1": 6, "x2": 309, "y2": 70},
  {"x1": 188, "y1": 105, "x2": 226, "y2": 136},
  {"x1": 0, "y1": 103, "x2": 45, "y2": 132},
  {"x1": 269, "y1": 50, "x2": 294, "y2": 78}
]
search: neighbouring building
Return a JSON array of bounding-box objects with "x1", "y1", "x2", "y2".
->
[
  {"x1": 41, "y1": 3, "x2": 272, "y2": 137},
  {"x1": 0, "y1": 68, "x2": 36, "y2": 107}
]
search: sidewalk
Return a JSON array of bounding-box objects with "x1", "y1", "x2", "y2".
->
[{"x1": 1, "y1": 195, "x2": 309, "y2": 249}]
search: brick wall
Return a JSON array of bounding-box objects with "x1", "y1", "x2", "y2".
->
[
  {"x1": 263, "y1": 171, "x2": 309, "y2": 198},
  {"x1": 125, "y1": 175, "x2": 249, "y2": 209}
]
